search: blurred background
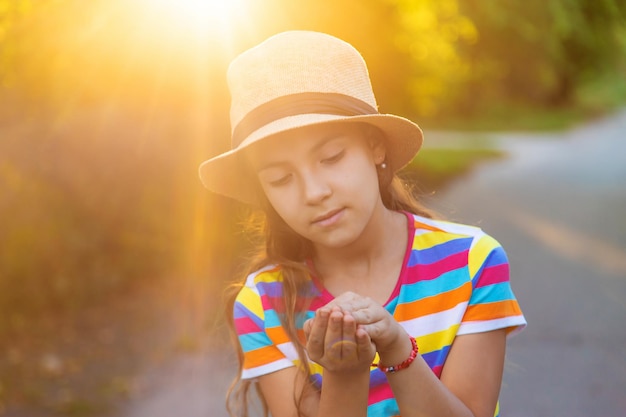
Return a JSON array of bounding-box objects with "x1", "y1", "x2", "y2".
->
[{"x1": 1, "y1": 0, "x2": 625, "y2": 416}]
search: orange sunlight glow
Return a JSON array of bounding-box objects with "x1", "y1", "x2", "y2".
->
[
  {"x1": 122, "y1": 0, "x2": 252, "y2": 284},
  {"x1": 135, "y1": 0, "x2": 247, "y2": 43}
]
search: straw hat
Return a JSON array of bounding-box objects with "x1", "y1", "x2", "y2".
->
[{"x1": 198, "y1": 30, "x2": 423, "y2": 204}]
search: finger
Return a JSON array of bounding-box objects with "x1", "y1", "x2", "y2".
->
[
  {"x1": 358, "y1": 322, "x2": 383, "y2": 339},
  {"x1": 340, "y1": 313, "x2": 358, "y2": 360},
  {"x1": 358, "y1": 321, "x2": 400, "y2": 350},
  {"x1": 325, "y1": 309, "x2": 345, "y2": 358},
  {"x1": 356, "y1": 326, "x2": 376, "y2": 361},
  {"x1": 346, "y1": 308, "x2": 376, "y2": 324},
  {"x1": 303, "y1": 318, "x2": 313, "y2": 339},
  {"x1": 306, "y1": 308, "x2": 330, "y2": 359},
  {"x1": 336, "y1": 296, "x2": 375, "y2": 315}
]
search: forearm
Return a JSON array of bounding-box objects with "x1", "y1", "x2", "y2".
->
[
  {"x1": 378, "y1": 336, "x2": 474, "y2": 417},
  {"x1": 387, "y1": 356, "x2": 474, "y2": 417},
  {"x1": 327, "y1": 293, "x2": 506, "y2": 417},
  {"x1": 317, "y1": 369, "x2": 371, "y2": 417}
]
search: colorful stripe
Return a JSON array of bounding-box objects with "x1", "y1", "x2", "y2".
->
[{"x1": 233, "y1": 212, "x2": 526, "y2": 415}]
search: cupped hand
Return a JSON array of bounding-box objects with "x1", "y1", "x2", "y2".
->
[
  {"x1": 325, "y1": 292, "x2": 408, "y2": 356},
  {"x1": 303, "y1": 306, "x2": 376, "y2": 373}
]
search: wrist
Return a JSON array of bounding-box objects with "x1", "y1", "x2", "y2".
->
[
  {"x1": 376, "y1": 330, "x2": 412, "y2": 363},
  {"x1": 322, "y1": 365, "x2": 372, "y2": 376},
  {"x1": 373, "y1": 335, "x2": 418, "y2": 373}
]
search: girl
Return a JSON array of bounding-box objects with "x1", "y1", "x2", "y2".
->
[{"x1": 199, "y1": 31, "x2": 526, "y2": 417}]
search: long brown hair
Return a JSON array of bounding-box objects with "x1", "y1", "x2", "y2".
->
[{"x1": 224, "y1": 125, "x2": 434, "y2": 417}]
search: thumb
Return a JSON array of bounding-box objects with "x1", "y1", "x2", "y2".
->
[{"x1": 303, "y1": 318, "x2": 313, "y2": 339}]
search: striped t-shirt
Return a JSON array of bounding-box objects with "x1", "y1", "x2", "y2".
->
[{"x1": 233, "y1": 212, "x2": 527, "y2": 416}]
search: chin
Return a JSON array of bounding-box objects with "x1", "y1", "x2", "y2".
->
[{"x1": 313, "y1": 232, "x2": 359, "y2": 250}]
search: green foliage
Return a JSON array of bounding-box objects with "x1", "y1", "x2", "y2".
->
[
  {"x1": 385, "y1": 0, "x2": 480, "y2": 116},
  {"x1": 0, "y1": 0, "x2": 624, "y2": 330},
  {"x1": 2, "y1": 0, "x2": 624, "y2": 118},
  {"x1": 0, "y1": 0, "x2": 33, "y2": 87},
  {"x1": 0, "y1": 1, "x2": 625, "y2": 412},
  {"x1": 411, "y1": 147, "x2": 502, "y2": 174},
  {"x1": 259, "y1": 0, "x2": 626, "y2": 118},
  {"x1": 0, "y1": 108, "x2": 237, "y2": 328},
  {"x1": 0, "y1": 0, "x2": 623, "y2": 332},
  {"x1": 455, "y1": 0, "x2": 626, "y2": 111},
  {"x1": 404, "y1": 147, "x2": 503, "y2": 192}
]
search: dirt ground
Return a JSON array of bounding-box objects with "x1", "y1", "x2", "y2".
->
[{"x1": 1, "y1": 272, "x2": 232, "y2": 417}]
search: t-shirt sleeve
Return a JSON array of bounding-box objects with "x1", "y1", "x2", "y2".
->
[
  {"x1": 233, "y1": 271, "x2": 295, "y2": 379},
  {"x1": 457, "y1": 232, "x2": 527, "y2": 336}
]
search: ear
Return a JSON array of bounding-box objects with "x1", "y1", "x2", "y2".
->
[
  {"x1": 370, "y1": 136, "x2": 387, "y2": 165},
  {"x1": 362, "y1": 124, "x2": 387, "y2": 164}
]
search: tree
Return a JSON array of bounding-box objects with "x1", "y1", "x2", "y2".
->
[{"x1": 459, "y1": 0, "x2": 626, "y2": 108}]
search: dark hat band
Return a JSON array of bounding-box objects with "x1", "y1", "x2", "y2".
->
[{"x1": 231, "y1": 92, "x2": 378, "y2": 147}]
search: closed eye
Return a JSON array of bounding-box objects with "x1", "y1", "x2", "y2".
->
[
  {"x1": 268, "y1": 173, "x2": 292, "y2": 187},
  {"x1": 321, "y1": 150, "x2": 345, "y2": 164}
]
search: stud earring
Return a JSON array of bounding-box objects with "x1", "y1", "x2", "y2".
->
[{"x1": 379, "y1": 162, "x2": 387, "y2": 169}]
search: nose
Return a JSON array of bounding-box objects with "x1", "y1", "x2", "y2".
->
[{"x1": 301, "y1": 169, "x2": 332, "y2": 204}]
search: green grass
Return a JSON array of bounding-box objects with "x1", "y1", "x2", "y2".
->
[
  {"x1": 419, "y1": 71, "x2": 626, "y2": 132},
  {"x1": 56, "y1": 399, "x2": 108, "y2": 417},
  {"x1": 402, "y1": 147, "x2": 505, "y2": 192},
  {"x1": 576, "y1": 70, "x2": 626, "y2": 113},
  {"x1": 421, "y1": 103, "x2": 595, "y2": 132},
  {"x1": 401, "y1": 69, "x2": 626, "y2": 214},
  {"x1": 412, "y1": 147, "x2": 503, "y2": 172}
]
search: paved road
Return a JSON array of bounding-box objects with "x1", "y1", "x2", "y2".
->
[
  {"x1": 115, "y1": 109, "x2": 626, "y2": 417},
  {"x1": 431, "y1": 109, "x2": 626, "y2": 416}
]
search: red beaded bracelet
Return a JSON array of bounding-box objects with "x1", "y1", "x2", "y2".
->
[{"x1": 372, "y1": 336, "x2": 419, "y2": 373}]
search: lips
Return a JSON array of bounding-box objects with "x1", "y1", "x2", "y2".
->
[{"x1": 311, "y1": 208, "x2": 344, "y2": 226}]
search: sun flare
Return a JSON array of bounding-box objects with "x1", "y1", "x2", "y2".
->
[{"x1": 135, "y1": 0, "x2": 248, "y2": 40}]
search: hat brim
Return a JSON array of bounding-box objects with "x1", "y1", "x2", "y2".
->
[{"x1": 199, "y1": 113, "x2": 423, "y2": 205}]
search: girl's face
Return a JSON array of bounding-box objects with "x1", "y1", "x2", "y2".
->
[{"x1": 246, "y1": 123, "x2": 386, "y2": 250}]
